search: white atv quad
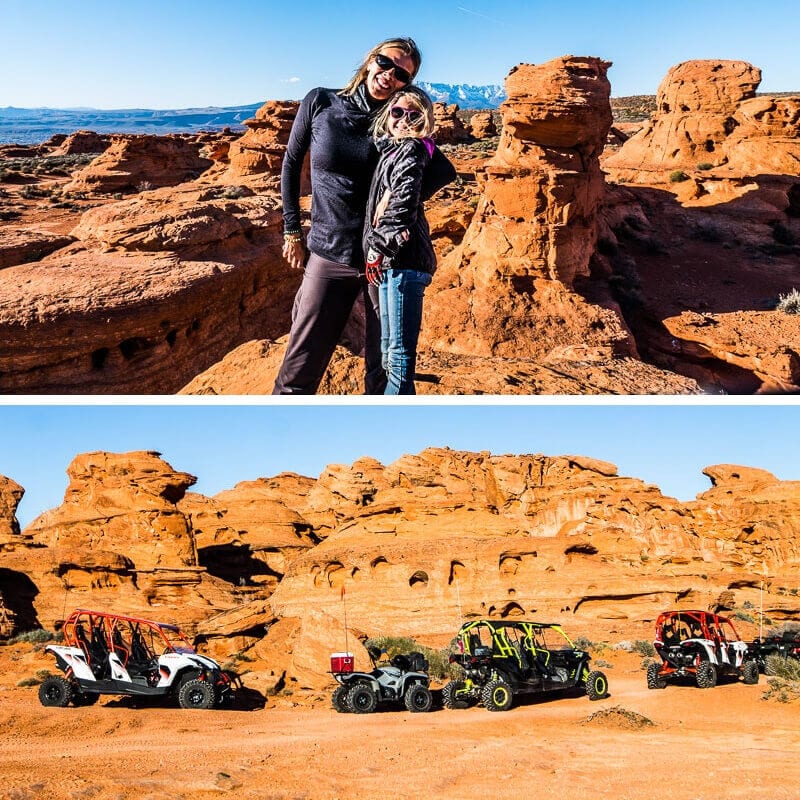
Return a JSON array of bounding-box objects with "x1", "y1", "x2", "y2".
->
[
  {"x1": 39, "y1": 609, "x2": 233, "y2": 709},
  {"x1": 330, "y1": 646, "x2": 433, "y2": 713}
]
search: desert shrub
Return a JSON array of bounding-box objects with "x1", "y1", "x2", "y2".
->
[
  {"x1": 632, "y1": 640, "x2": 656, "y2": 657},
  {"x1": 743, "y1": 600, "x2": 755, "y2": 610},
  {"x1": 762, "y1": 655, "x2": 800, "y2": 703},
  {"x1": 17, "y1": 677, "x2": 40, "y2": 687},
  {"x1": 221, "y1": 185, "x2": 249, "y2": 200},
  {"x1": 9, "y1": 628, "x2": 55, "y2": 645},
  {"x1": 697, "y1": 162, "x2": 714, "y2": 171},
  {"x1": 776, "y1": 288, "x2": 800, "y2": 315},
  {"x1": 734, "y1": 610, "x2": 756, "y2": 624},
  {"x1": 137, "y1": 181, "x2": 154, "y2": 193},
  {"x1": 766, "y1": 655, "x2": 800, "y2": 681},
  {"x1": 669, "y1": 170, "x2": 690, "y2": 183}
]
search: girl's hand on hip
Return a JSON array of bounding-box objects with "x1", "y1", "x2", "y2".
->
[{"x1": 282, "y1": 239, "x2": 307, "y2": 270}]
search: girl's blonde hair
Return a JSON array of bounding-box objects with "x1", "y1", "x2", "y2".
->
[
  {"x1": 339, "y1": 37, "x2": 422, "y2": 97},
  {"x1": 372, "y1": 86, "x2": 435, "y2": 140}
]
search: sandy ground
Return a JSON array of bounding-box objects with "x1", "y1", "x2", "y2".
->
[{"x1": 2, "y1": 647, "x2": 798, "y2": 800}]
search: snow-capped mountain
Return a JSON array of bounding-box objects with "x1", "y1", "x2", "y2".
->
[{"x1": 416, "y1": 83, "x2": 506, "y2": 109}]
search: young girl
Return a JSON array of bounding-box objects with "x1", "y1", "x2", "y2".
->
[{"x1": 363, "y1": 85, "x2": 451, "y2": 394}]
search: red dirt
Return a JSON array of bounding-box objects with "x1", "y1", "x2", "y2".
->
[{"x1": 2, "y1": 647, "x2": 798, "y2": 800}]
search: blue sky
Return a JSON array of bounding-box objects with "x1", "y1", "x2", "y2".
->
[
  {"x1": 1, "y1": 0, "x2": 798, "y2": 108},
  {"x1": 1, "y1": 403, "x2": 798, "y2": 528}
]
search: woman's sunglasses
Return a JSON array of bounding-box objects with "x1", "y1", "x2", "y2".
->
[
  {"x1": 389, "y1": 106, "x2": 424, "y2": 124},
  {"x1": 374, "y1": 53, "x2": 412, "y2": 85}
]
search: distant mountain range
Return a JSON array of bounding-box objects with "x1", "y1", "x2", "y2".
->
[
  {"x1": 416, "y1": 82, "x2": 506, "y2": 109},
  {"x1": 0, "y1": 103, "x2": 262, "y2": 145},
  {"x1": 0, "y1": 84, "x2": 507, "y2": 145}
]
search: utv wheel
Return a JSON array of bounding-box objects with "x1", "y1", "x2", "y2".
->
[
  {"x1": 646, "y1": 662, "x2": 667, "y2": 690},
  {"x1": 404, "y1": 684, "x2": 433, "y2": 713},
  {"x1": 178, "y1": 678, "x2": 216, "y2": 709},
  {"x1": 442, "y1": 680, "x2": 471, "y2": 710},
  {"x1": 585, "y1": 670, "x2": 609, "y2": 701},
  {"x1": 695, "y1": 661, "x2": 717, "y2": 689},
  {"x1": 481, "y1": 679, "x2": 513, "y2": 712},
  {"x1": 38, "y1": 675, "x2": 73, "y2": 707},
  {"x1": 347, "y1": 684, "x2": 378, "y2": 714},
  {"x1": 742, "y1": 660, "x2": 760, "y2": 685},
  {"x1": 72, "y1": 691, "x2": 100, "y2": 706},
  {"x1": 331, "y1": 685, "x2": 350, "y2": 713}
]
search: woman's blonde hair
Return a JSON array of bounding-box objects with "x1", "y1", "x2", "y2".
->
[
  {"x1": 372, "y1": 85, "x2": 435, "y2": 140},
  {"x1": 339, "y1": 37, "x2": 422, "y2": 97}
]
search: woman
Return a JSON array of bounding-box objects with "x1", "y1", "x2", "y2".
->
[{"x1": 273, "y1": 37, "x2": 454, "y2": 394}]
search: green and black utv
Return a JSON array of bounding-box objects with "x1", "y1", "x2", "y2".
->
[{"x1": 443, "y1": 619, "x2": 609, "y2": 712}]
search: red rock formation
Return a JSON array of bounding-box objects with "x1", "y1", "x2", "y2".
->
[
  {"x1": 468, "y1": 111, "x2": 497, "y2": 139},
  {"x1": 0, "y1": 475, "x2": 24, "y2": 544},
  {"x1": 180, "y1": 474, "x2": 318, "y2": 590},
  {"x1": 723, "y1": 96, "x2": 800, "y2": 175},
  {"x1": 663, "y1": 311, "x2": 800, "y2": 392},
  {"x1": 64, "y1": 134, "x2": 213, "y2": 193},
  {"x1": 432, "y1": 103, "x2": 470, "y2": 144},
  {"x1": 0, "y1": 182, "x2": 299, "y2": 393},
  {"x1": 226, "y1": 101, "x2": 309, "y2": 190},
  {"x1": 18, "y1": 451, "x2": 242, "y2": 632},
  {"x1": 50, "y1": 130, "x2": 110, "y2": 156},
  {"x1": 605, "y1": 60, "x2": 761, "y2": 176},
  {"x1": 422, "y1": 56, "x2": 634, "y2": 362},
  {"x1": 0, "y1": 228, "x2": 74, "y2": 270}
]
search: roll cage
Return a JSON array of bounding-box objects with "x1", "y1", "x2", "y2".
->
[{"x1": 62, "y1": 609, "x2": 196, "y2": 676}]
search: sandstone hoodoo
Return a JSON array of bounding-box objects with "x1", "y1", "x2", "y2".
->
[
  {"x1": 423, "y1": 56, "x2": 633, "y2": 362},
  {"x1": 431, "y1": 102, "x2": 471, "y2": 144},
  {"x1": 3, "y1": 446, "x2": 800, "y2": 691}
]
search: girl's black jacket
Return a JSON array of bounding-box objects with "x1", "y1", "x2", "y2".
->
[
  {"x1": 282, "y1": 86, "x2": 456, "y2": 270},
  {"x1": 363, "y1": 135, "x2": 455, "y2": 274}
]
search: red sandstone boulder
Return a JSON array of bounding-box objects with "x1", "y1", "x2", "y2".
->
[
  {"x1": 50, "y1": 130, "x2": 110, "y2": 156},
  {"x1": 0, "y1": 228, "x2": 73, "y2": 270},
  {"x1": 64, "y1": 134, "x2": 213, "y2": 193},
  {"x1": 468, "y1": 111, "x2": 497, "y2": 139},
  {"x1": 432, "y1": 103, "x2": 470, "y2": 144}
]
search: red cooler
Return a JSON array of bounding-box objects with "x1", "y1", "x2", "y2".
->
[{"x1": 330, "y1": 652, "x2": 354, "y2": 673}]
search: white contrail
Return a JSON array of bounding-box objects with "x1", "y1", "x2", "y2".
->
[{"x1": 456, "y1": 5, "x2": 507, "y2": 26}]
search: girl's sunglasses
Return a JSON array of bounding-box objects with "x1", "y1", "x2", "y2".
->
[
  {"x1": 390, "y1": 106, "x2": 424, "y2": 124},
  {"x1": 374, "y1": 53, "x2": 412, "y2": 85}
]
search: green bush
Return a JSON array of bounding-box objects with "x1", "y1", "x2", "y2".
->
[
  {"x1": 9, "y1": 628, "x2": 55, "y2": 645},
  {"x1": 17, "y1": 677, "x2": 40, "y2": 687},
  {"x1": 776, "y1": 288, "x2": 800, "y2": 315},
  {"x1": 766, "y1": 655, "x2": 800, "y2": 681},
  {"x1": 632, "y1": 640, "x2": 656, "y2": 657},
  {"x1": 669, "y1": 170, "x2": 690, "y2": 183},
  {"x1": 734, "y1": 610, "x2": 756, "y2": 624},
  {"x1": 697, "y1": 162, "x2": 714, "y2": 171}
]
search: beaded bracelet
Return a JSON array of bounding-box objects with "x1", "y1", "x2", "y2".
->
[{"x1": 283, "y1": 231, "x2": 303, "y2": 244}]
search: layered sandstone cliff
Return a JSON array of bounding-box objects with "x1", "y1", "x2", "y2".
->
[{"x1": 4, "y1": 447, "x2": 800, "y2": 687}]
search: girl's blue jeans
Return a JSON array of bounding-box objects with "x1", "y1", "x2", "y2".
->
[{"x1": 378, "y1": 268, "x2": 432, "y2": 395}]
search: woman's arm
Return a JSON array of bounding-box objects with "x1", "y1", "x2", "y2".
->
[{"x1": 280, "y1": 89, "x2": 320, "y2": 236}]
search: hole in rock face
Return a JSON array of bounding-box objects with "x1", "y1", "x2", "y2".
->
[
  {"x1": 565, "y1": 543, "x2": 598, "y2": 556},
  {"x1": 119, "y1": 337, "x2": 148, "y2": 361},
  {"x1": 500, "y1": 602, "x2": 524, "y2": 619},
  {"x1": 409, "y1": 570, "x2": 429, "y2": 589},
  {"x1": 448, "y1": 561, "x2": 467, "y2": 585},
  {"x1": 91, "y1": 347, "x2": 109, "y2": 370},
  {"x1": 165, "y1": 330, "x2": 177, "y2": 347},
  {"x1": 704, "y1": 139, "x2": 715, "y2": 152}
]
